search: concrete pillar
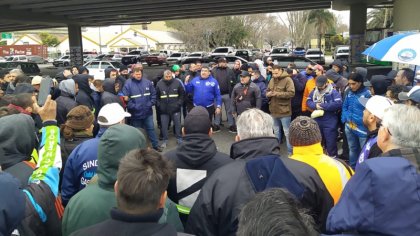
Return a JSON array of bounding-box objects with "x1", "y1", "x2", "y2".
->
[
  {"x1": 68, "y1": 24, "x2": 83, "y2": 67},
  {"x1": 349, "y1": 3, "x2": 367, "y2": 64},
  {"x1": 394, "y1": 0, "x2": 420, "y2": 32}
]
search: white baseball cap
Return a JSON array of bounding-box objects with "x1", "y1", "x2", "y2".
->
[
  {"x1": 359, "y1": 95, "x2": 393, "y2": 120},
  {"x1": 31, "y1": 76, "x2": 43, "y2": 85},
  {"x1": 97, "y1": 103, "x2": 131, "y2": 126}
]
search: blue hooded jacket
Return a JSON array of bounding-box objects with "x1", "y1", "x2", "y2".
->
[
  {"x1": 185, "y1": 75, "x2": 222, "y2": 108},
  {"x1": 327, "y1": 157, "x2": 420, "y2": 235},
  {"x1": 341, "y1": 87, "x2": 371, "y2": 137},
  {"x1": 61, "y1": 127, "x2": 107, "y2": 206}
]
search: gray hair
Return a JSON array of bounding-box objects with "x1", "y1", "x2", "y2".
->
[
  {"x1": 382, "y1": 104, "x2": 420, "y2": 148},
  {"x1": 163, "y1": 70, "x2": 172, "y2": 77},
  {"x1": 236, "y1": 109, "x2": 274, "y2": 140},
  {"x1": 9, "y1": 69, "x2": 24, "y2": 76}
]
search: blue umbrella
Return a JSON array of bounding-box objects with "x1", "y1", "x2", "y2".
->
[{"x1": 363, "y1": 32, "x2": 420, "y2": 65}]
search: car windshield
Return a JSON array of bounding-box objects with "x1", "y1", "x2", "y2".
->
[
  {"x1": 213, "y1": 48, "x2": 228, "y2": 53},
  {"x1": 338, "y1": 49, "x2": 349, "y2": 53},
  {"x1": 170, "y1": 53, "x2": 181, "y2": 57},
  {"x1": 189, "y1": 53, "x2": 201, "y2": 57},
  {"x1": 110, "y1": 61, "x2": 122, "y2": 68},
  {"x1": 295, "y1": 47, "x2": 305, "y2": 51},
  {"x1": 128, "y1": 51, "x2": 140, "y2": 55},
  {"x1": 150, "y1": 53, "x2": 160, "y2": 56},
  {"x1": 306, "y1": 51, "x2": 322, "y2": 55},
  {"x1": 272, "y1": 48, "x2": 288, "y2": 53},
  {"x1": 6, "y1": 57, "x2": 13, "y2": 61},
  {"x1": 62, "y1": 56, "x2": 69, "y2": 59}
]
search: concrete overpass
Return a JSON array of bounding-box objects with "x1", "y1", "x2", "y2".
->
[{"x1": 0, "y1": 0, "x2": 418, "y2": 65}]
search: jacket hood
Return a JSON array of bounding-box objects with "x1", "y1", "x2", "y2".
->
[
  {"x1": 230, "y1": 137, "x2": 280, "y2": 160},
  {"x1": 0, "y1": 114, "x2": 36, "y2": 169},
  {"x1": 104, "y1": 67, "x2": 113, "y2": 79},
  {"x1": 354, "y1": 67, "x2": 368, "y2": 81},
  {"x1": 59, "y1": 79, "x2": 76, "y2": 97},
  {"x1": 77, "y1": 66, "x2": 89, "y2": 74},
  {"x1": 274, "y1": 70, "x2": 290, "y2": 80},
  {"x1": 370, "y1": 75, "x2": 393, "y2": 96},
  {"x1": 327, "y1": 157, "x2": 420, "y2": 235},
  {"x1": 73, "y1": 74, "x2": 92, "y2": 94},
  {"x1": 97, "y1": 124, "x2": 147, "y2": 190},
  {"x1": 176, "y1": 134, "x2": 217, "y2": 167},
  {"x1": 14, "y1": 83, "x2": 35, "y2": 94},
  {"x1": 0, "y1": 172, "x2": 26, "y2": 236},
  {"x1": 102, "y1": 78, "x2": 117, "y2": 95},
  {"x1": 325, "y1": 69, "x2": 342, "y2": 83}
]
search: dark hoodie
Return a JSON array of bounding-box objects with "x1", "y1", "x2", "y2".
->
[
  {"x1": 101, "y1": 78, "x2": 122, "y2": 108},
  {"x1": 62, "y1": 124, "x2": 183, "y2": 236},
  {"x1": 56, "y1": 79, "x2": 77, "y2": 125},
  {"x1": 230, "y1": 137, "x2": 280, "y2": 160},
  {"x1": 369, "y1": 75, "x2": 393, "y2": 96},
  {"x1": 73, "y1": 74, "x2": 94, "y2": 110},
  {"x1": 165, "y1": 133, "x2": 232, "y2": 207},
  {"x1": 0, "y1": 114, "x2": 36, "y2": 187},
  {"x1": 13, "y1": 83, "x2": 35, "y2": 94}
]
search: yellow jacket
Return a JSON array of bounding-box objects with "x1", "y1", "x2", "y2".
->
[{"x1": 290, "y1": 143, "x2": 353, "y2": 204}]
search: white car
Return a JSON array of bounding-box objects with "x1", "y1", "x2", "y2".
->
[
  {"x1": 270, "y1": 47, "x2": 291, "y2": 57},
  {"x1": 167, "y1": 52, "x2": 188, "y2": 65},
  {"x1": 333, "y1": 45, "x2": 350, "y2": 60},
  {"x1": 6, "y1": 55, "x2": 28, "y2": 62},
  {"x1": 211, "y1": 46, "x2": 235, "y2": 58},
  {"x1": 305, "y1": 48, "x2": 325, "y2": 64},
  {"x1": 84, "y1": 60, "x2": 123, "y2": 80}
]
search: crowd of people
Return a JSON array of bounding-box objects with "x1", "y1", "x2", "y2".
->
[{"x1": 0, "y1": 52, "x2": 419, "y2": 236}]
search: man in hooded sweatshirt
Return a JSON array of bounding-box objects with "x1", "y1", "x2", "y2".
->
[
  {"x1": 100, "y1": 78, "x2": 123, "y2": 108},
  {"x1": 165, "y1": 106, "x2": 232, "y2": 225},
  {"x1": 56, "y1": 79, "x2": 78, "y2": 125},
  {"x1": 73, "y1": 74, "x2": 94, "y2": 111},
  {"x1": 62, "y1": 124, "x2": 183, "y2": 236}
]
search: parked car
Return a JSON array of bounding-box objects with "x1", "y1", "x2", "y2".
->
[
  {"x1": 333, "y1": 45, "x2": 350, "y2": 60},
  {"x1": 6, "y1": 55, "x2": 28, "y2": 62},
  {"x1": 121, "y1": 50, "x2": 150, "y2": 65},
  {"x1": 234, "y1": 49, "x2": 254, "y2": 61},
  {"x1": 27, "y1": 56, "x2": 48, "y2": 64},
  {"x1": 270, "y1": 47, "x2": 291, "y2": 57},
  {"x1": 111, "y1": 54, "x2": 123, "y2": 62},
  {"x1": 0, "y1": 62, "x2": 41, "y2": 76},
  {"x1": 210, "y1": 46, "x2": 235, "y2": 58},
  {"x1": 166, "y1": 52, "x2": 188, "y2": 65},
  {"x1": 83, "y1": 60, "x2": 123, "y2": 80},
  {"x1": 53, "y1": 55, "x2": 71, "y2": 67},
  {"x1": 291, "y1": 47, "x2": 306, "y2": 57},
  {"x1": 144, "y1": 53, "x2": 168, "y2": 66},
  {"x1": 181, "y1": 52, "x2": 212, "y2": 64},
  {"x1": 268, "y1": 56, "x2": 317, "y2": 70},
  {"x1": 221, "y1": 55, "x2": 248, "y2": 69},
  {"x1": 305, "y1": 48, "x2": 325, "y2": 64},
  {"x1": 0, "y1": 56, "x2": 6, "y2": 62}
]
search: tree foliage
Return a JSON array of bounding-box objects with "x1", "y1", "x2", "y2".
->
[
  {"x1": 39, "y1": 32, "x2": 60, "y2": 47},
  {"x1": 308, "y1": 9, "x2": 336, "y2": 49},
  {"x1": 367, "y1": 8, "x2": 393, "y2": 29},
  {"x1": 278, "y1": 11, "x2": 312, "y2": 48}
]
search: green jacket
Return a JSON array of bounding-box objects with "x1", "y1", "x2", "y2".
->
[{"x1": 62, "y1": 124, "x2": 183, "y2": 236}]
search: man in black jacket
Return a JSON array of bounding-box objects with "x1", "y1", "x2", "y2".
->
[
  {"x1": 101, "y1": 78, "x2": 122, "y2": 108},
  {"x1": 71, "y1": 149, "x2": 181, "y2": 236},
  {"x1": 156, "y1": 70, "x2": 185, "y2": 148},
  {"x1": 165, "y1": 106, "x2": 232, "y2": 225},
  {"x1": 186, "y1": 108, "x2": 334, "y2": 236},
  {"x1": 212, "y1": 57, "x2": 236, "y2": 133},
  {"x1": 231, "y1": 71, "x2": 261, "y2": 116}
]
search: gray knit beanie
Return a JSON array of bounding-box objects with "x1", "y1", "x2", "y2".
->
[{"x1": 289, "y1": 116, "x2": 322, "y2": 147}]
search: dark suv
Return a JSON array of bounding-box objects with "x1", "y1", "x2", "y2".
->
[
  {"x1": 121, "y1": 50, "x2": 150, "y2": 65},
  {"x1": 0, "y1": 62, "x2": 41, "y2": 76}
]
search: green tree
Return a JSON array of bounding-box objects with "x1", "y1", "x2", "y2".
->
[
  {"x1": 39, "y1": 32, "x2": 60, "y2": 47},
  {"x1": 308, "y1": 9, "x2": 336, "y2": 50},
  {"x1": 367, "y1": 8, "x2": 393, "y2": 29}
]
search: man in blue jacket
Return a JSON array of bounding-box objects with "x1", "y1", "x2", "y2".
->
[
  {"x1": 185, "y1": 66, "x2": 222, "y2": 126},
  {"x1": 61, "y1": 103, "x2": 131, "y2": 206},
  {"x1": 307, "y1": 75, "x2": 342, "y2": 157},
  {"x1": 123, "y1": 67, "x2": 161, "y2": 151}
]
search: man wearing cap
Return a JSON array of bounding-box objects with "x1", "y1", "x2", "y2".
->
[
  {"x1": 398, "y1": 86, "x2": 420, "y2": 108},
  {"x1": 363, "y1": 75, "x2": 393, "y2": 96},
  {"x1": 31, "y1": 75, "x2": 42, "y2": 93},
  {"x1": 356, "y1": 96, "x2": 394, "y2": 170},
  {"x1": 212, "y1": 57, "x2": 236, "y2": 133},
  {"x1": 300, "y1": 64, "x2": 314, "y2": 80},
  {"x1": 61, "y1": 103, "x2": 131, "y2": 206},
  {"x1": 184, "y1": 66, "x2": 222, "y2": 125},
  {"x1": 307, "y1": 75, "x2": 342, "y2": 158},
  {"x1": 231, "y1": 71, "x2": 261, "y2": 116},
  {"x1": 165, "y1": 106, "x2": 232, "y2": 225}
]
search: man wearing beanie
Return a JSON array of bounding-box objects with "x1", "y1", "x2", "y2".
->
[
  {"x1": 61, "y1": 103, "x2": 131, "y2": 206},
  {"x1": 307, "y1": 75, "x2": 342, "y2": 157},
  {"x1": 164, "y1": 106, "x2": 232, "y2": 226},
  {"x1": 342, "y1": 72, "x2": 371, "y2": 169},
  {"x1": 289, "y1": 116, "x2": 353, "y2": 206},
  {"x1": 187, "y1": 109, "x2": 335, "y2": 235}
]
